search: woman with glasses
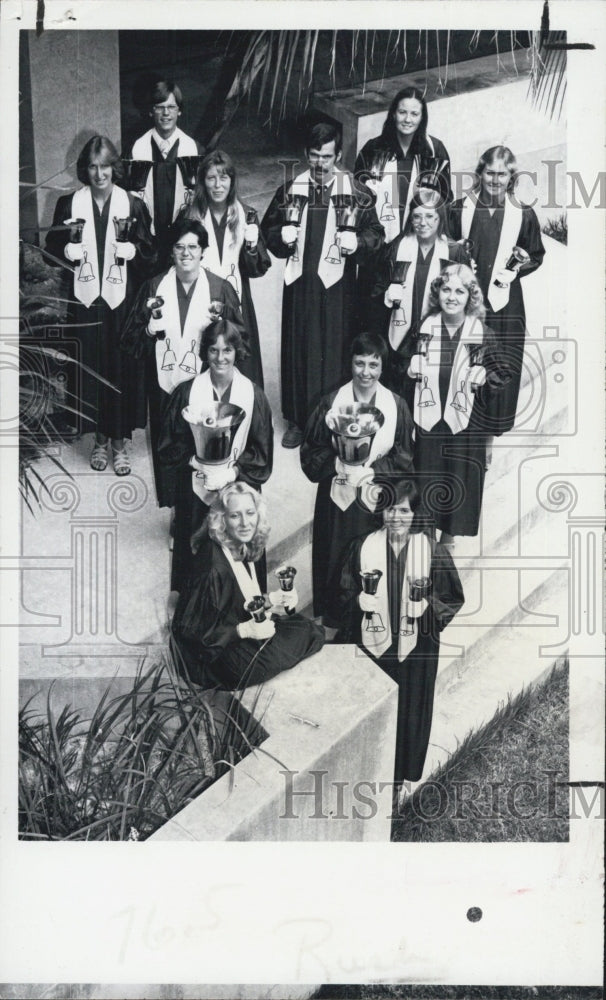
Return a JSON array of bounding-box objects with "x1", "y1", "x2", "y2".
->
[
  {"x1": 369, "y1": 189, "x2": 470, "y2": 409},
  {"x1": 158, "y1": 318, "x2": 273, "y2": 594},
  {"x1": 180, "y1": 149, "x2": 271, "y2": 387},
  {"x1": 46, "y1": 134, "x2": 154, "y2": 476},
  {"x1": 171, "y1": 483, "x2": 324, "y2": 689},
  {"x1": 127, "y1": 79, "x2": 203, "y2": 251},
  {"x1": 122, "y1": 219, "x2": 246, "y2": 509}
]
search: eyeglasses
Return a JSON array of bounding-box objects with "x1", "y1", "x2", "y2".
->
[
  {"x1": 153, "y1": 104, "x2": 179, "y2": 113},
  {"x1": 173, "y1": 244, "x2": 201, "y2": 255}
]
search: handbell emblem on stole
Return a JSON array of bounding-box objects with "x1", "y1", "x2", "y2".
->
[
  {"x1": 451, "y1": 379, "x2": 468, "y2": 413},
  {"x1": 418, "y1": 375, "x2": 435, "y2": 408},
  {"x1": 379, "y1": 190, "x2": 396, "y2": 222},
  {"x1": 161, "y1": 338, "x2": 177, "y2": 371},
  {"x1": 324, "y1": 231, "x2": 342, "y2": 265},
  {"x1": 179, "y1": 339, "x2": 199, "y2": 374},
  {"x1": 77, "y1": 249, "x2": 95, "y2": 283}
]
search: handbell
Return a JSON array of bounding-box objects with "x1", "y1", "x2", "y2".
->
[
  {"x1": 451, "y1": 379, "x2": 468, "y2": 413},
  {"x1": 121, "y1": 159, "x2": 153, "y2": 196},
  {"x1": 64, "y1": 217, "x2": 86, "y2": 243},
  {"x1": 146, "y1": 296, "x2": 165, "y2": 340},
  {"x1": 226, "y1": 263, "x2": 240, "y2": 298},
  {"x1": 77, "y1": 250, "x2": 95, "y2": 283},
  {"x1": 113, "y1": 215, "x2": 136, "y2": 266},
  {"x1": 276, "y1": 565, "x2": 297, "y2": 592},
  {"x1": 494, "y1": 245, "x2": 530, "y2": 286},
  {"x1": 416, "y1": 157, "x2": 450, "y2": 200},
  {"x1": 390, "y1": 260, "x2": 411, "y2": 309},
  {"x1": 244, "y1": 595, "x2": 267, "y2": 624},
  {"x1": 285, "y1": 193, "x2": 308, "y2": 226},
  {"x1": 360, "y1": 569, "x2": 385, "y2": 633},
  {"x1": 182, "y1": 401, "x2": 246, "y2": 465},
  {"x1": 324, "y1": 233, "x2": 342, "y2": 265},
  {"x1": 179, "y1": 339, "x2": 199, "y2": 375},
  {"x1": 106, "y1": 257, "x2": 123, "y2": 285},
  {"x1": 161, "y1": 338, "x2": 177, "y2": 371},
  {"x1": 379, "y1": 190, "x2": 396, "y2": 222},
  {"x1": 418, "y1": 376, "x2": 435, "y2": 408}
]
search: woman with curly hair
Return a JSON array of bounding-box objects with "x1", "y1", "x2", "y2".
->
[
  {"x1": 171, "y1": 483, "x2": 325, "y2": 688},
  {"x1": 406, "y1": 263, "x2": 510, "y2": 545},
  {"x1": 181, "y1": 149, "x2": 271, "y2": 387},
  {"x1": 158, "y1": 319, "x2": 273, "y2": 593},
  {"x1": 448, "y1": 146, "x2": 545, "y2": 434}
]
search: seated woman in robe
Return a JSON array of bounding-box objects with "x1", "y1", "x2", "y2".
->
[
  {"x1": 301, "y1": 331, "x2": 414, "y2": 633},
  {"x1": 336, "y1": 479, "x2": 464, "y2": 798},
  {"x1": 171, "y1": 483, "x2": 325, "y2": 689},
  {"x1": 121, "y1": 218, "x2": 245, "y2": 510},
  {"x1": 158, "y1": 318, "x2": 273, "y2": 593},
  {"x1": 368, "y1": 189, "x2": 470, "y2": 409}
]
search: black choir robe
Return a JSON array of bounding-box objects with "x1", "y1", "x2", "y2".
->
[
  {"x1": 158, "y1": 374, "x2": 273, "y2": 592},
  {"x1": 121, "y1": 268, "x2": 245, "y2": 507},
  {"x1": 176, "y1": 201, "x2": 271, "y2": 387},
  {"x1": 46, "y1": 191, "x2": 155, "y2": 439},
  {"x1": 410, "y1": 318, "x2": 510, "y2": 537},
  {"x1": 261, "y1": 177, "x2": 384, "y2": 429},
  {"x1": 449, "y1": 198, "x2": 545, "y2": 433},
  {"x1": 368, "y1": 235, "x2": 470, "y2": 407},
  {"x1": 337, "y1": 531, "x2": 464, "y2": 784},
  {"x1": 301, "y1": 387, "x2": 415, "y2": 627},
  {"x1": 355, "y1": 133, "x2": 452, "y2": 328},
  {"x1": 171, "y1": 536, "x2": 325, "y2": 689}
]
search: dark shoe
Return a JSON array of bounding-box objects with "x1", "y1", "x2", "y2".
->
[{"x1": 282, "y1": 425, "x2": 303, "y2": 449}]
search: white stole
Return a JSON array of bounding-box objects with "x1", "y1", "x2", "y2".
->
[
  {"x1": 131, "y1": 128, "x2": 198, "y2": 232},
  {"x1": 329, "y1": 381, "x2": 398, "y2": 512},
  {"x1": 388, "y1": 234, "x2": 451, "y2": 350},
  {"x1": 70, "y1": 186, "x2": 131, "y2": 309},
  {"x1": 365, "y1": 135, "x2": 435, "y2": 244},
  {"x1": 153, "y1": 266, "x2": 211, "y2": 393},
  {"x1": 360, "y1": 529, "x2": 432, "y2": 662},
  {"x1": 410, "y1": 314, "x2": 485, "y2": 434},
  {"x1": 221, "y1": 544, "x2": 262, "y2": 606},
  {"x1": 460, "y1": 193, "x2": 523, "y2": 312},
  {"x1": 187, "y1": 368, "x2": 254, "y2": 504},
  {"x1": 284, "y1": 169, "x2": 353, "y2": 290},
  {"x1": 200, "y1": 202, "x2": 246, "y2": 301}
]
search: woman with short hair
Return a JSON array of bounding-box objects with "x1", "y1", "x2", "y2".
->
[{"x1": 171, "y1": 483, "x2": 325, "y2": 689}]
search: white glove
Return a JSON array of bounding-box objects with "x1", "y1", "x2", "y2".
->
[
  {"x1": 494, "y1": 268, "x2": 516, "y2": 286},
  {"x1": 268, "y1": 587, "x2": 299, "y2": 611},
  {"x1": 407, "y1": 598, "x2": 428, "y2": 619},
  {"x1": 238, "y1": 618, "x2": 276, "y2": 641},
  {"x1": 281, "y1": 224, "x2": 298, "y2": 245},
  {"x1": 335, "y1": 458, "x2": 368, "y2": 488},
  {"x1": 147, "y1": 315, "x2": 165, "y2": 336},
  {"x1": 468, "y1": 364, "x2": 487, "y2": 388},
  {"x1": 338, "y1": 230, "x2": 358, "y2": 255},
  {"x1": 359, "y1": 592, "x2": 380, "y2": 613},
  {"x1": 64, "y1": 242, "x2": 84, "y2": 262},
  {"x1": 408, "y1": 354, "x2": 425, "y2": 379},
  {"x1": 200, "y1": 464, "x2": 237, "y2": 493},
  {"x1": 384, "y1": 282, "x2": 404, "y2": 308},
  {"x1": 244, "y1": 224, "x2": 259, "y2": 248},
  {"x1": 115, "y1": 241, "x2": 136, "y2": 261}
]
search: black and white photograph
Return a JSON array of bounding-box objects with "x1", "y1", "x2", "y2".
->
[{"x1": 0, "y1": 0, "x2": 604, "y2": 996}]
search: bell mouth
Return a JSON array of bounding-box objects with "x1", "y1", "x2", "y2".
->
[
  {"x1": 183, "y1": 401, "x2": 246, "y2": 464},
  {"x1": 325, "y1": 404, "x2": 384, "y2": 466}
]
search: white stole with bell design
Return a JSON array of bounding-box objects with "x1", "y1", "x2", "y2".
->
[
  {"x1": 153, "y1": 266, "x2": 212, "y2": 393},
  {"x1": 360, "y1": 529, "x2": 432, "y2": 662},
  {"x1": 199, "y1": 201, "x2": 246, "y2": 301},
  {"x1": 70, "y1": 185, "x2": 131, "y2": 309},
  {"x1": 329, "y1": 381, "x2": 398, "y2": 512},
  {"x1": 410, "y1": 314, "x2": 485, "y2": 434},
  {"x1": 131, "y1": 128, "x2": 198, "y2": 232},
  {"x1": 388, "y1": 234, "x2": 451, "y2": 350},
  {"x1": 187, "y1": 368, "x2": 254, "y2": 505},
  {"x1": 460, "y1": 192, "x2": 523, "y2": 312},
  {"x1": 284, "y1": 170, "x2": 354, "y2": 290},
  {"x1": 221, "y1": 545, "x2": 262, "y2": 606},
  {"x1": 365, "y1": 135, "x2": 436, "y2": 244}
]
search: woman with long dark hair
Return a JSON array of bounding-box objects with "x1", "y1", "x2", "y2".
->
[
  {"x1": 46, "y1": 135, "x2": 154, "y2": 475},
  {"x1": 181, "y1": 149, "x2": 271, "y2": 387},
  {"x1": 171, "y1": 483, "x2": 324, "y2": 689}
]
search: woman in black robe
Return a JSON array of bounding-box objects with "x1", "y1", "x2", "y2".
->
[
  {"x1": 46, "y1": 135, "x2": 154, "y2": 475},
  {"x1": 337, "y1": 479, "x2": 464, "y2": 795},
  {"x1": 301, "y1": 332, "x2": 414, "y2": 631},
  {"x1": 406, "y1": 263, "x2": 510, "y2": 545},
  {"x1": 449, "y1": 145, "x2": 545, "y2": 435},
  {"x1": 368, "y1": 189, "x2": 470, "y2": 408},
  {"x1": 121, "y1": 219, "x2": 245, "y2": 508},
  {"x1": 158, "y1": 319, "x2": 273, "y2": 593},
  {"x1": 179, "y1": 149, "x2": 271, "y2": 387},
  {"x1": 171, "y1": 483, "x2": 325, "y2": 689},
  {"x1": 355, "y1": 86, "x2": 451, "y2": 329}
]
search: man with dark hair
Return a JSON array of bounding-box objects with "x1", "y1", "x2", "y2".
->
[
  {"x1": 262, "y1": 120, "x2": 384, "y2": 448},
  {"x1": 128, "y1": 79, "x2": 204, "y2": 250}
]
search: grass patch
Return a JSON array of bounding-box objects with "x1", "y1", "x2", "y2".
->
[{"x1": 392, "y1": 658, "x2": 569, "y2": 843}]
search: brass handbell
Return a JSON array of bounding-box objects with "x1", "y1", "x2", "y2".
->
[
  {"x1": 324, "y1": 232, "x2": 341, "y2": 264},
  {"x1": 161, "y1": 338, "x2": 177, "y2": 371},
  {"x1": 451, "y1": 379, "x2": 468, "y2": 413},
  {"x1": 77, "y1": 250, "x2": 95, "y2": 283},
  {"x1": 179, "y1": 339, "x2": 198, "y2": 374},
  {"x1": 419, "y1": 376, "x2": 435, "y2": 408}
]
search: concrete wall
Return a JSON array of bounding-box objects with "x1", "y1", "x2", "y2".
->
[{"x1": 26, "y1": 30, "x2": 121, "y2": 232}]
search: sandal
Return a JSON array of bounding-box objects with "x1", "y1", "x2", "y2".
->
[
  {"x1": 90, "y1": 441, "x2": 109, "y2": 472},
  {"x1": 111, "y1": 444, "x2": 131, "y2": 477}
]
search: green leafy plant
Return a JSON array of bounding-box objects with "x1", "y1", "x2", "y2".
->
[{"x1": 19, "y1": 645, "x2": 272, "y2": 841}]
